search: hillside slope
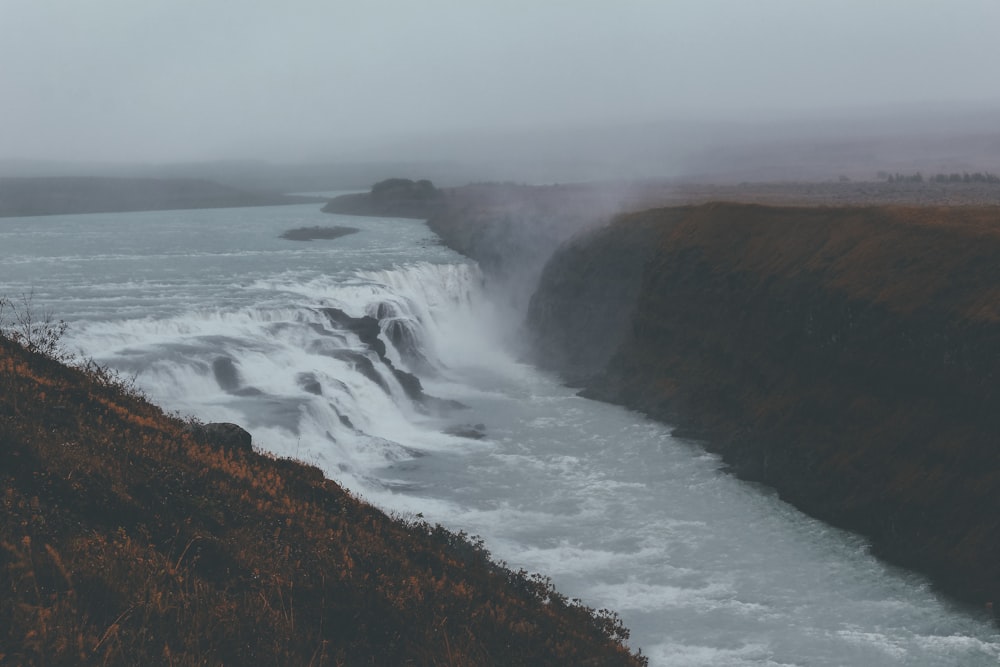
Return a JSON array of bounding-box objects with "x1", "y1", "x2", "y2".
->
[
  {"x1": 528, "y1": 203, "x2": 1000, "y2": 614},
  {"x1": 0, "y1": 332, "x2": 644, "y2": 665}
]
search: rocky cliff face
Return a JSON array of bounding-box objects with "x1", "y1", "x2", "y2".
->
[
  {"x1": 427, "y1": 183, "x2": 631, "y2": 317},
  {"x1": 526, "y1": 209, "x2": 665, "y2": 382},
  {"x1": 528, "y1": 202, "x2": 1000, "y2": 613}
]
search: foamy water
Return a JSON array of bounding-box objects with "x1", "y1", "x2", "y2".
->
[{"x1": 2, "y1": 202, "x2": 999, "y2": 665}]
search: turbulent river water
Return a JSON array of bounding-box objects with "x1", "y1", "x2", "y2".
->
[{"x1": 3, "y1": 201, "x2": 1000, "y2": 665}]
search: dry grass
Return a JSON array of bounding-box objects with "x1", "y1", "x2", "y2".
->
[
  {"x1": 630, "y1": 203, "x2": 1000, "y2": 316},
  {"x1": 0, "y1": 333, "x2": 645, "y2": 666}
]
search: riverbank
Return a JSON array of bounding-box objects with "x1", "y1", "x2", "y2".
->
[{"x1": 0, "y1": 326, "x2": 644, "y2": 665}]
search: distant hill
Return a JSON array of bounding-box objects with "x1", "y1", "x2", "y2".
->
[
  {"x1": 322, "y1": 178, "x2": 446, "y2": 219},
  {"x1": 0, "y1": 177, "x2": 322, "y2": 217}
]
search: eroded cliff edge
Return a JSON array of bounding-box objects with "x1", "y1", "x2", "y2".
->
[{"x1": 528, "y1": 202, "x2": 1000, "y2": 613}]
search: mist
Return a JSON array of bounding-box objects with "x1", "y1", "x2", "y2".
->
[{"x1": 3, "y1": 1, "x2": 1000, "y2": 183}]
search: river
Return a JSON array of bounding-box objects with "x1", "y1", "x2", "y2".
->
[{"x1": 2, "y1": 201, "x2": 998, "y2": 665}]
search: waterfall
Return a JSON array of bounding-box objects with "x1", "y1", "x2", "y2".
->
[{"x1": 68, "y1": 261, "x2": 512, "y2": 487}]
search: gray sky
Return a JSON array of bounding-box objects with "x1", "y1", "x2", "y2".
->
[{"x1": 3, "y1": 0, "x2": 999, "y2": 164}]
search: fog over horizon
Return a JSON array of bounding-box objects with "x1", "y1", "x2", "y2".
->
[{"x1": 4, "y1": 1, "x2": 1000, "y2": 182}]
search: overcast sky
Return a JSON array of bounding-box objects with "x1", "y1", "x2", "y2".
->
[{"x1": 3, "y1": 0, "x2": 999, "y2": 164}]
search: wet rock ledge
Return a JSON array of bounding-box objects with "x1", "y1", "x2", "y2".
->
[{"x1": 527, "y1": 202, "x2": 1000, "y2": 615}]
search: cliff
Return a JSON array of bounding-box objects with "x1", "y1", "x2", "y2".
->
[
  {"x1": 0, "y1": 177, "x2": 320, "y2": 217},
  {"x1": 0, "y1": 329, "x2": 643, "y2": 665},
  {"x1": 527, "y1": 202, "x2": 1000, "y2": 614},
  {"x1": 426, "y1": 183, "x2": 632, "y2": 317}
]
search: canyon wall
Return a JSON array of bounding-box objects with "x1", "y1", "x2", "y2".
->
[{"x1": 527, "y1": 202, "x2": 1000, "y2": 613}]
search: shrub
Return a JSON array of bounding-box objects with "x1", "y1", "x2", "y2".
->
[{"x1": 0, "y1": 292, "x2": 70, "y2": 361}]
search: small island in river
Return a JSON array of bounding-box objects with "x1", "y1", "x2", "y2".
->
[{"x1": 279, "y1": 225, "x2": 360, "y2": 241}]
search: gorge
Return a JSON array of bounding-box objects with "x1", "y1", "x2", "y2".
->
[
  {"x1": 433, "y1": 195, "x2": 1000, "y2": 616},
  {"x1": 5, "y1": 182, "x2": 1000, "y2": 664}
]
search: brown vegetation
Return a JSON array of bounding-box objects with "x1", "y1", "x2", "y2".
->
[{"x1": 0, "y1": 326, "x2": 644, "y2": 665}]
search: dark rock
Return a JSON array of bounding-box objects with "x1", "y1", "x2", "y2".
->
[
  {"x1": 392, "y1": 367, "x2": 424, "y2": 401},
  {"x1": 280, "y1": 225, "x2": 359, "y2": 241},
  {"x1": 322, "y1": 307, "x2": 424, "y2": 401},
  {"x1": 212, "y1": 357, "x2": 241, "y2": 391},
  {"x1": 185, "y1": 422, "x2": 253, "y2": 454},
  {"x1": 296, "y1": 372, "x2": 323, "y2": 395},
  {"x1": 334, "y1": 350, "x2": 390, "y2": 394},
  {"x1": 324, "y1": 308, "x2": 387, "y2": 357},
  {"x1": 212, "y1": 357, "x2": 263, "y2": 396},
  {"x1": 444, "y1": 423, "x2": 487, "y2": 440},
  {"x1": 375, "y1": 302, "x2": 428, "y2": 368}
]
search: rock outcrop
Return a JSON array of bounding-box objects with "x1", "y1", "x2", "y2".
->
[
  {"x1": 322, "y1": 307, "x2": 424, "y2": 401},
  {"x1": 322, "y1": 178, "x2": 445, "y2": 219},
  {"x1": 528, "y1": 202, "x2": 1000, "y2": 614},
  {"x1": 183, "y1": 421, "x2": 254, "y2": 454}
]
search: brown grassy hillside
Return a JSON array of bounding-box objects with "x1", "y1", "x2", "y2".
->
[
  {"x1": 0, "y1": 331, "x2": 644, "y2": 666},
  {"x1": 529, "y1": 202, "x2": 1000, "y2": 615}
]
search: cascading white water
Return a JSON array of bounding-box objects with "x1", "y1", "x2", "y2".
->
[
  {"x1": 3, "y1": 202, "x2": 1000, "y2": 665},
  {"x1": 67, "y1": 261, "x2": 503, "y2": 486}
]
